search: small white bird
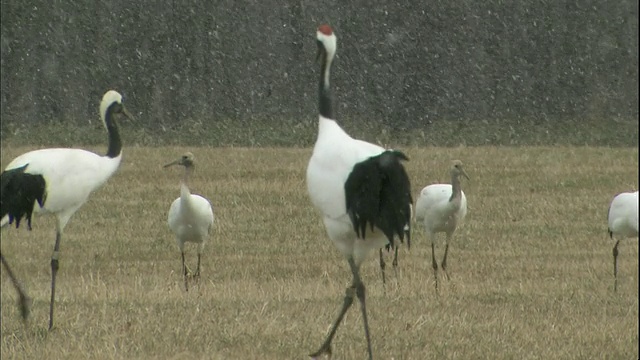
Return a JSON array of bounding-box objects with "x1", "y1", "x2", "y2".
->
[
  {"x1": 607, "y1": 190, "x2": 638, "y2": 292},
  {"x1": 164, "y1": 152, "x2": 214, "y2": 292},
  {"x1": 415, "y1": 160, "x2": 469, "y2": 293},
  {"x1": 307, "y1": 24, "x2": 412, "y2": 360},
  {"x1": 0, "y1": 90, "x2": 132, "y2": 329}
]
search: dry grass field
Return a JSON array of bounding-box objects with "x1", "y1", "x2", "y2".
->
[{"x1": 1, "y1": 145, "x2": 638, "y2": 360}]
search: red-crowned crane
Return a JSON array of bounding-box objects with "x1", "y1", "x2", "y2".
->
[
  {"x1": 306, "y1": 24, "x2": 413, "y2": 360},
  {"x1": 164, "y1": 152, "x2": 214, "y2": 292},
  {"x1": 607, "y1": 190, "x2": 638, "y2": 292},
  {"x1": 0, "y1": 90, "x2": 132, "y2": 329},
  {"x1": 415, "y1": 160, "x2": 469, "y2": 293}
]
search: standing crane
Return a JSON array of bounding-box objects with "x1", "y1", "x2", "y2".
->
[
  {"x1": 0, "y1": 90, "x2": 132, "y2": 329},
  {"x1": 607, "y1": 190, "x2": 638, "y2": 292},
  {"x1": 415, "y1": 160, "x2": 469, "y2": 293},
  {"x1": 306, "y1": 24, "x2": 413, "y2": 360},
  {"x1": 164, "y1": 152, "x2": 214, "y2": 292}
]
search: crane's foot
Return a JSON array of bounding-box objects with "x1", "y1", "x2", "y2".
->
[
  {"x1": 189, "y1": 272, "x2": 201, "y2": 285},
  {"x1": 183, "y1": 265, "x2": 193, "y2": 277},
  {"x1": 187, "y1": 269, "x2": 201, "y2": 280},
  {"x1": 182, "y1": 265, "x2": 192, "y2": 292},
  {"x1": 309, "y1": 344, "x2": 332, "y2": 360},
  {"x1": 442, "y1": 268, "x2": 451, "y2": 281}
]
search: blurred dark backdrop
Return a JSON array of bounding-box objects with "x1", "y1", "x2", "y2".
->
[{"x1": 1, "y1": 0, "x2": 638, "y2": 145}]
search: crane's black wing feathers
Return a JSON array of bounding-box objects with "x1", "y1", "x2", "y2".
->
[
  {"x1": 0, "y1": 164, "x2": 46, "y2": 230},
  {"x1": 344, "y1": 150, "x2": 412, "y2": 248}
]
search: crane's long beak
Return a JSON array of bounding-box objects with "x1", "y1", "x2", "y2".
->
[
  {"x1": 163, "y1": 159, "x2": 179, "y2": 168},
  {"x1": 462, "y1": 169, "x2": 470, "y2": 181},
  {"x1": 122, "y1": 107, "x2": 135, "y2": 122}
]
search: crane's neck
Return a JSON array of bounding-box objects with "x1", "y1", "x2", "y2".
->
[
  {"x1": 180, "y1": 165, "x2": 194, "y2": 202},
  {"x1": 318, "y1": 50, "x2": 334, "y2": 121},
  {"x1": 449, "y1": 173, "x2": 463, "y2": 203},
  {"x1": 104, "y1": 104, "x2": 122, "y2": 159}
]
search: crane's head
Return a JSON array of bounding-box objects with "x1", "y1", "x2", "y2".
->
[
  {"x1": 100, "y1": 90, "x2": 133, "y2": 129},
  {"x1": 316, "y1": 24, "x2": 337, "y2": 64},
  {"x1": 164, "y1": 152, "x2": 195, "y2": 169},
  {"x1": 451, "y1": 160, "x2": 470, "y2": 181}
]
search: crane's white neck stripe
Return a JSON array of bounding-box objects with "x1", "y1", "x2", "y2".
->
[{"x1": 317, "y1": 32, "x2": 337, "y2": 61}]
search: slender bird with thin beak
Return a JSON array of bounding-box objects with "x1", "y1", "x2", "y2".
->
[
  {"x1": 164, "y1": 152, "x2": 215, "y2": 291},
  {"x1": 415, "y1": 160, "x2": 469, "y2": 293}
]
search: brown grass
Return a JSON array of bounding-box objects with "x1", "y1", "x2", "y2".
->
[{"x1": 1, "y1": 145, "x2": 638, "y2": 360}]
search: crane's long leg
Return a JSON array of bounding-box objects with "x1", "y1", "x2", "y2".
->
[
  {"x1": 392, "y1": 245, "x2": 399, "y2": 283},
  {"x1": 349, "y1": 257, "x2": 373, "y2": 360},
  {"x1": 379, "y1": 248, "x2": 387, "y2": 287},
  {"x1": 0, "y1": 252, "x2": 32, "y2": 321},
  {"x1": 194, "y1": 243, "x2": 204, "y2": 280},
  {"x1": 181, "y1": 251, "x2": 189, "y2": 292},
  {"x1": 441, "y1": 233, "x2": 453, "y2": 281},
  {"x1": 431, "y1": 239, "x2": 439, "y2": 293},
  {"x1": 613, "y1": 239, "x2": 620, "y2": 292},
  {"x1": 397, "y1": 223, "x2": 409, "y2": 282},
  {"x1": 310, "y1": 257, "x2": 373, "y2": 360},
  {"x1": 49, "y1": 231, "x2": 62, "y2": 330},
  {"x1": 195, "y1": 253, "x2": 201, "y2": 279}
]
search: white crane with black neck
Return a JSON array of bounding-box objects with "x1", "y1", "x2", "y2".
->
[
  {"x1": 306, "y1": 24, "x2": 413, "y2": 360},
  {"x1": 415, "y1": 160, "x2": 469, "y2": 293},
  {"x1": 0, "y1": 90, "x2": 132, "y2": 329},
  {"x1": 164, "y1": 152, "x2": 214, "y2": 292},
  {"x1": 607, "y1": 190, "x2": 638, "y2": 292}
]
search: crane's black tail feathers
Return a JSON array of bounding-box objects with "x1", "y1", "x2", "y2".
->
[
  {"x1": 345, "y1": 150, "x2": 413, "y2": 248},
  {"x1": 0, "y1": 164, "x2": 46, "y2": 230}
]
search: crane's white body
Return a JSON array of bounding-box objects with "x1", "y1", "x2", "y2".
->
[
  {"x1": 168, "y1": 184, "x2": 214, "y2": 252},
  {"x1": 607, "y1": 190, "x2": 638, "y2": 292},
  {"x1": 164, "y1": 151, "x2": 214, "y2": 292},
  {"x1": 608, "y1": 191, "x2": 639, "y2": 239},
  {"x1": 0, "y1": 89, "x2": 128, "y2": 329},
  {"x1": 306, "y1": 25, "x2": 412, "y2": 360},
  {"x1": 415, "y1": 184, "x2": 468, "y2": 236},
  {"x1": 307, "y1": 117, "x2": 389, "y2": 265},
  {"x1": 415, "y1": 160, "x2": 469, "y2": 293},
  {"x1": 1, "y1": 149, "x2": 122, "y2": 229}
]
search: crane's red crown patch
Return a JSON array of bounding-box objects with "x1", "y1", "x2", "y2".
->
[{"x1": 317, "y1": 24, "x2": 333, "y2": 36}]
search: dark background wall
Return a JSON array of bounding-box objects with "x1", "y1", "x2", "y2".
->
[{"x1": 1, "y1": 0, "x2": 638, "y2": 145}]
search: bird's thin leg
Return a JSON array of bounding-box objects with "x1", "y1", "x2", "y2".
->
[
  {"x1": 348, "y1": 257, "x2": 373, "y2": 360},
  {"x1": 0, "y1": 252, "x2": 32, "y2": 321},
  {"x1": 182, "y1": 251, "x2": 189, "y2": 292},
  {"x1": 195, "y1": 252, "x2": 201, "y2": 280},
  {"x1": 379, "y1": 248, "x2": 386, "y2": 287},
  {"x1": 309, "y1": 258, "x2": 358, "y2": 360},
  {"x1": 613, "y1": 239, "x2": 620, "y2": 292},
  {"x1": 392, "y1": 245, "x2": 399, "y2": 283},
  {"x1": 431, "y1": 239, "x2": 439, "y2": 293},
  {"x1": 49, "y1": 231, "x2": 62, "y2": 330},
  {"x1": 441, "y1": 233, "x2": 452, "y2": 281},
  {"x1": 194, "y1": 242, "x2": 205, "y2": 280}
]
